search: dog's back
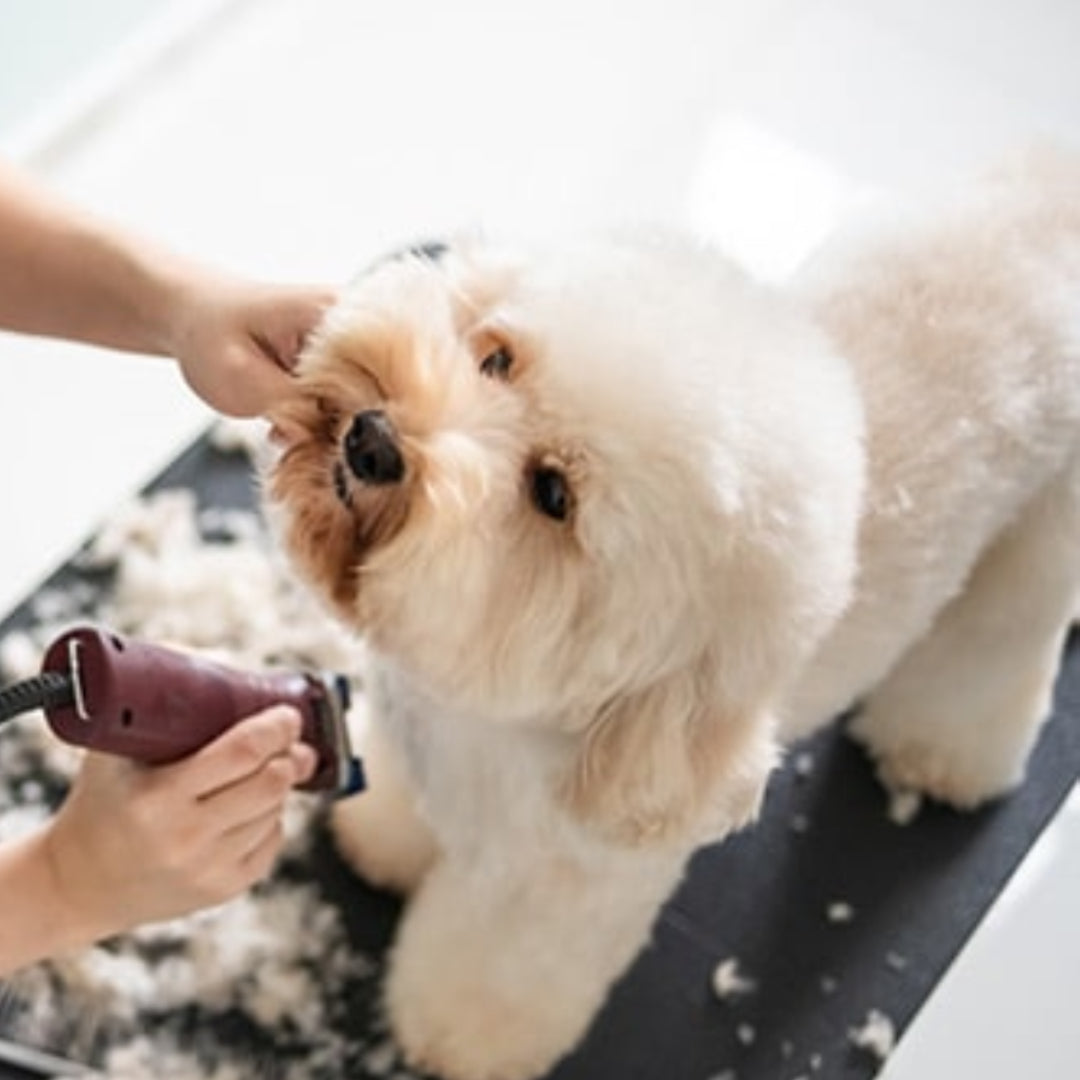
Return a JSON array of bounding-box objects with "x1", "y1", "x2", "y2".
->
[{"x1": 785, "y1": 149, "x2": 1080, "y2": 736}]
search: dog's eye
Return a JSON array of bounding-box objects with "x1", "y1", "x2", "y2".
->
[
  {"x1": 479, "y1": 345, "x2": 513, "y2": 380},
  {"x1": 530, "y1": 466, "x2": 572, "y2": 521}
]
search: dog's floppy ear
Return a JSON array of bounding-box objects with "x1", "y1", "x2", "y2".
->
[{"x1": 560, "y1": 656, "x2": 778, "y2": 848}]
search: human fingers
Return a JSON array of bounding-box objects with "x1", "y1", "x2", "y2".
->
[
  {"x1": 269, "y1": 288, "x2": 336, "y2": 359},
  {"x1": 233, "y1": 340, "x2": 300, "y2": 415},
  {"x1": 241, "y1": 815, "x2": 289, "y2": 882},
  {"x1": 143, "y1": 811, "x2": 285, "y2": 911},
  {"x1": 196, "y1": 741, "x2": 316, "y2": 831},
  {"x1": 247, "y1": 287, "x2": 335, "y2": 372},
  {"x1": 197, "y1": 335, "x2": 301, "y2": 418},
  {"x1": 219, "y1": 806, "x2": 284, "y2": 865},
  {"x1": 164, "y1": 705, "x2": 305, "y2": 799},
  {"x1": 204, "y1": 807, "x2": 294, "y2": 895}
]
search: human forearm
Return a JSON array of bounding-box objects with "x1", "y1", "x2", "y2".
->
[
  {"x1": 0, "y1": 161, "x2": 207, "y2": 356},
  {"x1": 0, "y1": 159, "x2": 334, "y2": 416},
  {"x1": 0, "y1": 827, "x2": 111, "y2": 976}
]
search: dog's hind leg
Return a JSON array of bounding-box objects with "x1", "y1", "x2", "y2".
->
[{"x1": 850, "y1": 465, "x2": 1080, "y2": 809}]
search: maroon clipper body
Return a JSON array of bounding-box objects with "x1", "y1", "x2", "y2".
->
[{"x1": 40, "y1": 625, "x2": 363, "y2": 796}]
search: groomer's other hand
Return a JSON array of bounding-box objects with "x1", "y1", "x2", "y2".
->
[{"x1": 42, "y1": 705, "x2": 317, "y2": 940}]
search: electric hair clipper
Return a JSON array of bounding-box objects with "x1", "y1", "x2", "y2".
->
[{"x1": 0, "y1": 624, "x2": 364, "y2": 797}]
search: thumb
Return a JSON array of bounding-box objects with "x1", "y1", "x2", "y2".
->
[{"x1": 201, "y1": 342, "x2": 298, "y2": 418}]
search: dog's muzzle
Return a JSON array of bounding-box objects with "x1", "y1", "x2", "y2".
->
[{"x1": 344, "y1": 410, "x2": 405, "y2": 486}]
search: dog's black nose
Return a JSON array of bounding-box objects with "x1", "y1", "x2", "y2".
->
[{"x1": 344, "y1": 410, "x2": 405, "y2": 485}]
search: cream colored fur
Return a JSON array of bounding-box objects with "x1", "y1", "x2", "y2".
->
[{"x1": 267, "y1": 149, "x2": 1080, "y2": 1080}]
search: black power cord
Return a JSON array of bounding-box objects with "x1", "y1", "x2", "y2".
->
[{"x1": 0, "y1": 672, "x2": 74, "y2": 724}]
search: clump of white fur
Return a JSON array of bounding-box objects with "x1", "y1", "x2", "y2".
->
[
  {"x1": 848, "y1": 1008, "x2": 896, "y2": 1061},
  {"x1": 710, "y1": 957, "x2": 756, "y2": 1002}
]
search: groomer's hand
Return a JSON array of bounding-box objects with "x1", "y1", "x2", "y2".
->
[
  {"x1": 167, "y1": 274, "x2": 335, "y2": 417},
  {"x1": 42, "y1": 706, "x2": 316, "y2": 941}
]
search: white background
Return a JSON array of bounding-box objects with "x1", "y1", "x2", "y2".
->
[{"x1": 0, "y1": 1, "x2": 1077, "y2": 1076}]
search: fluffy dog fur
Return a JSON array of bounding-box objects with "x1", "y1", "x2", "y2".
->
[{"x1": 267, "y1": 149, "x2": 1080, "y2": 1080}]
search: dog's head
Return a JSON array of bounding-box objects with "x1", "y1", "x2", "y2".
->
[{"x1": 268, "y1": 232, "x2": 864, "y2": 847}]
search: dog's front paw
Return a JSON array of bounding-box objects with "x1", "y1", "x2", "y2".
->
[
  {"x1": 382, "y1": 850, "x2": 667, "y2": 1080},
  {"x1": 387, "y1": 961, "x2": 576, "y2": 1080},
  {"x1": 329, "y1": 713, "x2": 440, "y2": 895},
  {"x1": 330, "y1": 790, "x2": 439, "y2": 895}
]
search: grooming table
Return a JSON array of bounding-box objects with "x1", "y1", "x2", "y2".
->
[{"x1": 0, "y1": 433, "x2": 1076, "y2": 1080}]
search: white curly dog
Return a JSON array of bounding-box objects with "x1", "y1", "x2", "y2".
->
[{"x1": 268, "y1": 149, "x2": 1080, "y2": 1080}]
